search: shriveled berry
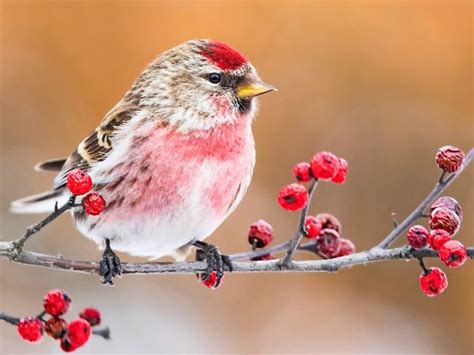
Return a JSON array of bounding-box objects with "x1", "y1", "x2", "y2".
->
[
  {"x1": 79, "y1": 308, "x2": 101, "y2": 327},
  {"x1": 310, "y1": 151, "x2": 340, "y2": 180},
  {"x1": 200, "y1": 271, "x2": 221, "y2": 289},
  {"x1": 17, "y1": 317, "x2": 44, "y2": 343},
  {"x1": 436, "y1": 145, "x2": 465, "y2": 173},
  {"x1": 68, "y1": 319, "x2": 91, "y2": 348},
  {"x1": 439, "y1": 240, "x2": 467, "y2": 268},
  {"x1": 419, "y1": 267, "x2": 448, "y2": 297},
  {"x1": 82, "y1": 192, "x2": 106, "y2": 216},
  {"x1": 304, "y1": 215, "x2": 322, "y2": 239},
  {"x1": 331, "y1": 158, "x2": 348, "y2": 184},
  {"x1": 335, "y1": 238, "x2": 356, "y2": 256},
  {"x1": 277, "y1": 183, "x2": 309, "y2": 211},
  {"x1": 251, "y1": 253, "x2": 275, "y2": 261},
  {"x1": 61, "y1": 337, "x2": 78, "y2": 352},
  {"x1": 406, "y1": 225, "x2": 429, "y2": 249},
  {"x1": 248, "y1": 220, "x2": 274, "y2": 248},
  {"x1": 45, "y1": 317, "x2": 68, "y2": 339},
  {"x1": 429, "y1": 207, "x2": 460, "y2": 236},
  {"x1": 315, "y1": 213, "x2": 342, "y2": 233},
  {"x1": 44, "y1": 289, "x2": 71, "y2": 317},
  {"x1": 315, "y1": 229, "x2": 341, "y2": 258},
  {"x1": 428, "y1": 229, "x2": 451, "y2": 251},
  {"x1": 66, "y1": 169, "x2": 92, "y2": 196},
  {"x1": 430, "y1": 196, "x2": 462, "y2": 221},
  {"x1": 293, "y1": 162, "x2": 313, "y2": 182}
]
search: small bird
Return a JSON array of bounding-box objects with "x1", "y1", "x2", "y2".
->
[{"x1": 11, "y1": 39, "x2": 275, "y2": 285}]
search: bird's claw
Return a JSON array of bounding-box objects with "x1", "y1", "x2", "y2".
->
[
  {"x1": 99, "y1": 239, "x2": 122, "y2": 286},
  {"x1": 194, "y1": 241, "x2": 233, "y2": 288}
]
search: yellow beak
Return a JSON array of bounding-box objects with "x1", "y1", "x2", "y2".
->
[{"x1": 237, "y1": 81, "x2": 277, "y2": 99}]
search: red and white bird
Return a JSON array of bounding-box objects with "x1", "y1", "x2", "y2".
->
[{"x1": 11, "y1": 39, "x2": 275, "y2": 285}]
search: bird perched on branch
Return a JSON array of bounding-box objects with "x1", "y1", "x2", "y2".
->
[{"x1": 11, "y1": 39, "x2": 275, "y2": 285}]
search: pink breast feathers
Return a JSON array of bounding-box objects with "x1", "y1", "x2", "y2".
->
[
  {"x1": 101, "y1": 118, "x2": 254, "y2": 220},
  {"x1": 201, "y1": 41, "x2": 248, "y2": 71}
]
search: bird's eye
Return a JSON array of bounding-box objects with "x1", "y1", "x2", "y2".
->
[{"x1": 208, "y1": 73, "x2": 222, "y2": 84}]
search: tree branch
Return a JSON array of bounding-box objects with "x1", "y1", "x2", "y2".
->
[
  {"x1": 0, "y1": 148, "x2": 472, "y2": 278},
  {"x1": 280, "y1": 179, "x2": 318, "y2": 266},
  {"x1": 376, "y1": 148, "x2": 473, "y2": 249}
]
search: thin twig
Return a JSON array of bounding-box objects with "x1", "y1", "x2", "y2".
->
[
  {"x1": 376, "y1": 149, "x2": 473, "y2": 249},
  {"x1": 0, "y1": 312, "x2": 20, "y2": 325},
  {"x1": 280, "y1": 179, "x2": 318, "y2": 267},
  {"x1": 15, "y1": 196, "x2": 76, "y2": 249}
]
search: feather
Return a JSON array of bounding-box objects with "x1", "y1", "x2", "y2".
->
[
  {"x1": 10, "y1": 189, "x2": 68, "y2": 214},
  {"x1": 34, "y1": 158, "x2": 67, "y2": 172}
]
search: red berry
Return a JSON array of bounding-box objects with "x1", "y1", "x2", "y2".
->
[
  {"x1": 336, "y1": 238, "x2": 356, "y2": 256},
  {"x1": 60, "y1": 337, "x2": 78, "y2": 352},
  {"x1": 45, "y1": 317, "x2": 68, "y2": 339},
  {"x1": 430, "y1": 196, "x2": 462, "y2": 221},
  {"x1": 310, "y1": 151, "x2": 340, "y2": 180},
  {"x1": 439, "y1": 240, "x2": 467, "y2": 268},
  {"x1": 419, "y1": 267, "x2": 448, "y2": 297},
  {"x1": 82, "y1": 192, "x2": 106, "y2": 216},
  {"x1": 304, "y1": 215, "x2": 322, "y2": 239},
  {"x1": 331, "y1": 158, "x2": 348, "y2": 184},
  {"x1": 44, "y1": 289, "x2": 71, "y2": 317},
  {"x1": 429, "y1": 207, "x2": 460, "y2": 236},
  {"x1": 251, "y1": 253, "x2": 275, "y2": 261},
  {"x1": 293, "y1": 162, "x2": 313, "y2": 182},
  {"x1": 17, "y1": 317, "x2": 44, "y2": 343},
  {"x1": 435, "y1": 145, "x2": 465, "y2": 173},
  {"x1": 277, "y1": 183, "x2": 309, "y2": 211},
  {"x1": 200, "y1": 271, "x2": 222, "y2": 289},
  {"x1": 66, "y1": 169, "x2": 93, "y2": 196},
  {"x1": 248, "y1": 220, "x2": 274, "y2": 248},
  {"x1": 315, "y1": 229, "x2": 341, "y2": 258},
  {"x1": 67, "y1": 319, "x2": 91, "y2": 348},
  {"x1": 428, "y1": 229, "x2": 452, "y2": 251},
  {"x1": 315, "y1": 213, "x2": 342, "y2": 233},
  {"x1": 406, "y1": 225, "x2": 429, "y2": 249},
  {"x1": 79, "y1": 308, "x2": 101, "y2": 326}
]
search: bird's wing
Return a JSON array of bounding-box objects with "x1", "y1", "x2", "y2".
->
[{"x1": 53, "y1": 103, "x2": 140, "y2": 189}]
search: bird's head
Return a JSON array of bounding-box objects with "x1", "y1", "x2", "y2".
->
[{"x1": 126, "y1": 39, "x2": 276, "y2": 131}]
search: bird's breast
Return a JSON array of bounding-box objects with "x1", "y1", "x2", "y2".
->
[{"x1": 94, "y1": 117, "x2": 255, "y2": 222}]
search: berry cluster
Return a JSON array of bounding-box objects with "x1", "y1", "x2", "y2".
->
[
  {"x1": 409, "y1": 145, "x2": 468, "y2": 297},
  {"x1": 247, "y1": 151, "x2": 355, "y2": 263},
  {"x1": 278, "y1": 151, "x2": 348, "y2": 211},
  {"x1": 66, "y1": 169, "x2": 106, "y2": 216},
  {"x1": 4, "y1": 289, "x2": 108, "y2": 352}
]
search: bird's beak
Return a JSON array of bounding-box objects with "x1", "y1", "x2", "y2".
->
[{"x1": 237, "y1": 80, "x2": 277, "y2": 99}]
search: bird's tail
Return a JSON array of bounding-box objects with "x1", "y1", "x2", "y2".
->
[{"x1": 10, "y1": 189, "x2": 69, "y2": 214}]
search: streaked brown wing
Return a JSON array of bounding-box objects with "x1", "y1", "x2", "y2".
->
[{"x1": 53, "y1": 103, "x2": 139, "y2": 189}]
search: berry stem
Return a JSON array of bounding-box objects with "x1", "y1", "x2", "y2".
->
[
  {"x1": 280, "y1": 179, "x2": 319, "y2": 267},
  {"x1": 418, "y1": 257, "x2": 429, "y2": 274},
  {"x1": 376, "y1": 148, "x2": 473, "y2": 249},
  {"x1": 15, "y1": 196, "x2": 77, "y2": 250},
  {"x1": 92, "y1": 326, "x2": 111, "y2": 340},
  {"x1": 0, "y1": 312, "x2": 20, "y2": 325}
]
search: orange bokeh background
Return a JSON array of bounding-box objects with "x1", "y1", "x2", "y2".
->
[{"x1": 1, "y1": 0, "x2": 472, "y2": 353}]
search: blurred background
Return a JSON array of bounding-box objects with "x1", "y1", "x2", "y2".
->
[{"x1": 1, "y1": 0, "x2": 472, "y2": 353}]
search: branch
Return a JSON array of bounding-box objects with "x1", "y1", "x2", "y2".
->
[
  {"x1": 280, "y1": 179, "x2": 318, "y2": 266},
  {"x1": 0, "y1": 240, "x2": 472, "y2": 275},
  {"x1": 0, "y1": 148, "x2": 472, "y2": 278},
  {"x1": 376, "y1": 148, "x2": 473, "y2": 249}
]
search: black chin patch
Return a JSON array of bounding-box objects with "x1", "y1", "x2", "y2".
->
[{"x1": 237, "y1": 98, "x2": 252, "y2": 113}]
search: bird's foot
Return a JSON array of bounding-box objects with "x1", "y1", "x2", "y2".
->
[
  {"x1": 99, "y1": 239, "x2": 122, "y2": 286},
  {"x1": 193, "y1": 241, "x2": 233, "y2": 288}
]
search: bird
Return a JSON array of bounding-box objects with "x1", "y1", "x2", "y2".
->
[{"x1": 10, "y1": 39, "x2": 276, "y2": 285}]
